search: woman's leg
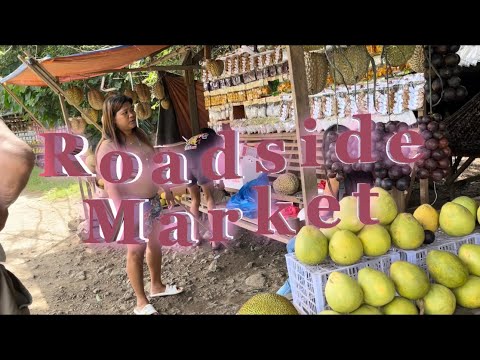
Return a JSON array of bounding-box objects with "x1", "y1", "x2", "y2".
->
[
  {"x1": 187, "y1": 185, "x2": 202, "y2": 241},
  {"x1": 146, "y1": 219, "x2": 166, "y2": 294},
  {"x1": 126, "y1": 243, "x2": 150, "y2": 310},
  {"x1": 200, "y1": 182, "x2": 222, "y2": 249}
]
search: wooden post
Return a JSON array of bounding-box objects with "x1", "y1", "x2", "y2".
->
[
  {"x1": 420, "y1": 178, "x2": 429, "y2": 204},
  {"x1": 85, "y1": 178, "x2": 94, "y2": 199},
  {"x1": 204, "y1": 46, "x2": 211, "y2": 60},
  {"x1": 287, "y1": 46, "x2": 318, "y2": 225},
  {"x1": 58, "y1": 94, "x2": 72, "y2": 131},
  {"x1": 0, "y1": 83, "x2": 47, "y2": 131},
  {"x1": 391, "y1": 187, "x2": 406, "y2": 213},
  {"x1": 184, "y1": 52, "x2": 199, "y2": 136},
  {"x1": 191, "y1": 46, "x2": 205, "y2": 65},
  {"x1": 17, "y1": 54, "x2": 102, "y2": 132}
]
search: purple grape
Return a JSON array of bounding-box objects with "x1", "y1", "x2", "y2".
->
[
  {"x1": 381, "y1": 178, "x2": 393, "y2": 190},
  {"x1": 388, "y1": 165, "x2": 403, "y2": 180},
  {"x1": 424, "y1": 158, "x2": 438, "y2": 171},
  {"x1": 331, "y1": 162, "x2": 343, "y2": 172},
  {"x1": 383, "y1": 157, "x2": 395, "y2": 169},
  {"x1": 425, "y1": 138, "x2": 439, "y2": 151},
  {"x1": 375, "y1": 122, "x2": 385, "y2": 132},
  {"x1": 427, "y1": 121, "x2": 439, "y2": 132},
  {"x1": 418, "y1": 168, "x2": 430, "y2": 179},
  {"x1": 432, "y1": 149, "x2": 446, "y2": 161},
  {"x1": 361, "y1": 163, "x2": 374, "y2": 172},
  {"x1": 352, "y1": 162, "x2": 362, "y2": 171},
  {"x1": 327, "y1": 131, "x2": 338, "y2": 143},
  {"x1": 401, "y1": 165, "x2": 412, "y2": 176},
  {"x1": 397, "y1": 122, "x2": 409, "y2": 132},
  {"x1": 343, "y1": 164, "x2": 353, "y2": 174},
  {"x1": 422, "y1": 130, "x2": 433, "y2": 140},
  {"x1": 431, "y1": 169, "x2": 444, "y2": 182},
  {"x1": 374, "y1": 168, "x2": 388, "y2": 179}
]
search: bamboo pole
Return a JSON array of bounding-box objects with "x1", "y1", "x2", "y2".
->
[
  {"x1": 58, "y1": 94, "x2": 72, "y2": 131},
  {"x1": 420, "y1": 178, "x2": 429, "y2": 204},
  {"x1": 0, "y1": 82, "x2": 47, "y2": 131},
  {"x1": 90, "y1": 64, "x2": 201, "y2": 75},
  {"x1": 287, "y1": 46, "x2": 318, "y2": 226},
  {"x1": 149, "y1": 46, "x2": 190, "y2": 66}
]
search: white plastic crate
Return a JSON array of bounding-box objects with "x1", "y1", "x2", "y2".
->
[
  {"x1": 395, "y1": 232, "x2": 480, "y2": 266},
  {"x1": 286, "y1": 251, "x2": 401, "y2": 315},
  {"x1": 393, "y1": 231, "x2": 480, "y2": 278}
]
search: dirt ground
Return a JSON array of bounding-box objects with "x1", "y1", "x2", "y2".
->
[
  {"x1": 0, "y1": 194, "x2": 288, "y2": 315},
  {"x1": 2, "y1": 158, "x2": 480, "y2": 315}
]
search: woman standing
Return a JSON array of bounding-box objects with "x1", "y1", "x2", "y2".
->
[{"x1": 96, "y1": 95, "x2": 183, "y2": 315}]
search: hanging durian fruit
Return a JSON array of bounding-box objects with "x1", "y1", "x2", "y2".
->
[
  {"x1": 206, "y1": 59, "x2": 224, "y2": 77},
  {"x1": 124, "y1": 88, "x2": 138, "y2": 103},
  {"x1": 383, "y1": 45, "x2": 416, "y2": 67},
  {"x1": 135, "y1": 102, "x2": 152, "y2": 120},
  {"x1": 65, "y1": 86, "x2": 84, "y2": 106},
  {"x1": 152, "y1": 80, "x2": 165, "y2": 100},
  {"x1": 135, "y1": 83, "x2": 151, "y2": 102},
  {"x1": 87, "y1": 88, "x2": 105, "y2": 110}
]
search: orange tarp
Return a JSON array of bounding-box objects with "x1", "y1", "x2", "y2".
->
[{"x1": 0, "y1": 45, "x2": 169, "y2": 87}]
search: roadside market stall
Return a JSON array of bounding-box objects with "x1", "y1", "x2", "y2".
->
[
  {"x1": 199, "y1": 45, "x2": 436, "y2": 242},
  {"x1": 2, "y1": 45, "x2": 480, "y2": 316},
  {"x1": 224, "y1": 46, "x2": 480, "y2": 316},
  {"x1": 1, "y1": 45, "x2": 476, "y2": 243}
]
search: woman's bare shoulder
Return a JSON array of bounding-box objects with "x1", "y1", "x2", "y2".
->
[
  {"x1": 98, "y1": 139, "x2": 116, "y2": 150},
  {"x1": 96, "y1": 139, "x2": 119, "y2": 158}
]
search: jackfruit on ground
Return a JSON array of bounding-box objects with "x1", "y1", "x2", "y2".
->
[{"x1": 237, "y1": 293, "x2": 299, "y2": 315}]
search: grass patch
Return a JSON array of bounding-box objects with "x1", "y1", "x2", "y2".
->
[{"x1": 25, "y1": 166, "x2": 81, "y2": 200}]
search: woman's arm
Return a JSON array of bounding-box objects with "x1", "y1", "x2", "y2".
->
[
  {"x1": 96, "y1": 141, "x2": 124, "y2": 206},
  {"x1": 0, "y1": 120, "x2": 35, "y2": 231}
]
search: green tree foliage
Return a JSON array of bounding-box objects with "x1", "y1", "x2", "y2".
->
[
  {"x1": 0, "y1": 45, "x2": 236, "y2": 148},
  {"x1": 0, "y1": 46, "x2": 113, "y2": 129}
]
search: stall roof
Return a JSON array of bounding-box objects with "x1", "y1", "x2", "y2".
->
[{"x1": 0, "y1": 45, "x2": 169, "y2": 87}]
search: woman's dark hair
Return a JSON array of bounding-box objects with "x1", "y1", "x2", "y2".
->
[
  {"x1": 200, "y1": 127, "x2": 217, "y2": 136},
  {"x1": 97, "y1": 94, "x2": 153, "y2": 152}
]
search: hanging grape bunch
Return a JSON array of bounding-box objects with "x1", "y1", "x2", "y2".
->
[
  {"x1": 324, "y1": 129, "x2": 348, "y2": 182},
  {"x1": 324, "y1": 121, "x2": 413, "y2": 192},
  {"x1": 424, "y1": 45, "x2": 467, "y2": 106},
  {"x1": 371, "y1": 120, "x2": 412, "y2": 191},
  {"x1": 415, "y1": 113, "x2": 451, "y2": 182}
]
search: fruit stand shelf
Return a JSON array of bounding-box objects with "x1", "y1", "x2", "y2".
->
[
  {"x1": 225, "y1": 187, "x2": 303, "y2": 204},
  {"x1": 180, "y1": 196, "x2": 291, "y2": 244}
]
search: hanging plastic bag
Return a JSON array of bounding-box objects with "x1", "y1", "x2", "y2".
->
[{"x1": 226, "y1": 173, "x2": 270, "y2": 218}]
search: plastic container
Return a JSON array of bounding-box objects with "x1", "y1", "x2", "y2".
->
[{"x1": 286, "y1": 251, "x2": 401, "y2": 315}]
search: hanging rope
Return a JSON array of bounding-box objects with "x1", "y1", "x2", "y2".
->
[
  {"x1": 430, "y1": 181, "x2": 438, "y2": 206},
  {"x1": 428, "y1": 46, "x2": 433, "y2": 115}
]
